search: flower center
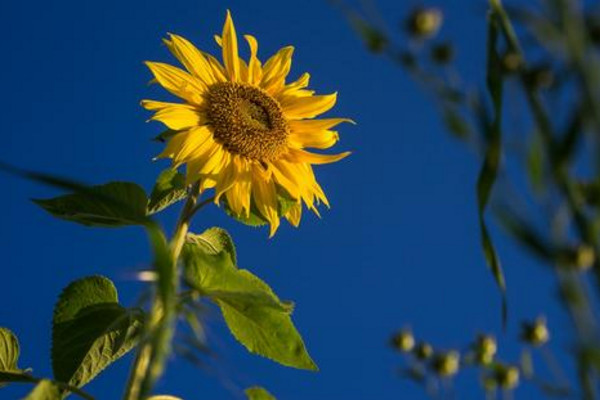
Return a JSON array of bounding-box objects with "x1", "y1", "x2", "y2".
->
[{"x1": 206, "y1": 82, "x2": 289, "y2": 161}]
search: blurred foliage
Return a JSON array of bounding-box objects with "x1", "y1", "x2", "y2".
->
[{"x1": 340, "y1": 0, "x2": 600, "y2": 398}]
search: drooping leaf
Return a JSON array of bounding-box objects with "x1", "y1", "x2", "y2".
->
[
  {"x1": 477, "y1": 10, "x2": 507, "y2": 326},
  {"x1": 147, "y1": 169, "x2": 188, "y2": 214},
  {"x1": 33, "y1": 182, "x2": 149, "y2": 227},
  {"x1": 182, "y1": 228, "x2": 316, "y2": 371},
  {"x1": 245, "y1": 386, "x2": 276, "y2": 400},
  {"x1": 22, "y1": 380, "x2": 61, "y2": 400},
  {"x1": 52, "y1": 276, "x2": 144, "y2": 389},
  {"x1": 526, "y1": 131, "x2": 545, "y2": 194}
]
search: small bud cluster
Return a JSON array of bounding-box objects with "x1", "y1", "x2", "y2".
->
[{"x1": 391, "y1": 317, "x2": 553, "y2": 396}]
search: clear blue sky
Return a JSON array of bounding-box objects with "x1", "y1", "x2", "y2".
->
[{"x1": 0, "y1": 0, "x2": 570, "y2": 399}]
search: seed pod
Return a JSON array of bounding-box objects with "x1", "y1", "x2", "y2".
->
[
  {"x1": 521, "y1": 317, "x2": 550, "y2": 346},
  {"x1": 473, "y1": 334, "x2": 497, "y2": 365},
  {"x1": 431, "y1": 350, "x2": 460, "y2": 377},
  {"x1": 496, "y1": 365, "x2": 520, "y2": 390},
  {"x1": 406, "y1": 8, "x2": 443, "y2": 39},
  {"x1": 414, "y1": 342, "x2": 434, "y2": 360},
  {"x1": 391, "y1": 329, "x2": 415, "y2": 352}
]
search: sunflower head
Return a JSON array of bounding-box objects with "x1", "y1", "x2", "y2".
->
[{"x1": 143, "y1": 11, "x2": 352, "y2": 236}]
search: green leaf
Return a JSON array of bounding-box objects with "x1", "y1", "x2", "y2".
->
[
  {"x1": 52, "y1": 276, "x2": 144, "y2": 389},
  {"x1": 245, "y1": 386, "x2": 276, "y2": 400},
  {"x1": 0, "y1": 328, "x2": 21, "y2": 372},
  {"x1": 147, "y1": 169, "x2": 187, "y2": 215},
  {"x1": 0, "y1": 328, "x2": 29, "y2": 388},
  {"x1": 152, "y1": 129, "x2": 179, "y2": 143},
  {"x1": 33, "y1": 182, "x2": 149, "y2": 227},
  {"x1": 22, "y1": 380, "x2": 61, "y2": 400},
  {"x1": 477, "y1": 10, "x2": 507, "y2": 327},
  {"x1": 182, "y1": 228, "x2": 316, "y2": 371}
]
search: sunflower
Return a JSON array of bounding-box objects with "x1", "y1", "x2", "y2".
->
[{"x1": 142, "y1": 11, "x2": 351, "y2": 236}]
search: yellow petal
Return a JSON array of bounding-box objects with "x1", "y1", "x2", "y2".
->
[
  {"x1": 141, "y1": 100, "x2": 181, "y2": 111},
  {"x1": 281, "y1": 92, "x2": 338, "y2": 119},
  {"x1": 271, "y1": 163, "x2": 301, "y2": 199},
  {"x1": 276, "y1": 72, "x2": 310, "y2": 98},
  {"x1": 185, "y1": 142, "x2": 221, "y2": 185},
  {"x1": 273, "y1": 160, "x2": 316, "y2": 210},
  {"x1": 145, "y1": 103, "x2": 204, "y2": 130},
  {"x1": 283, "y1": 148, "x2": 351, "y2": 165},
  {"x1": 260, "y1": 46, "x2": 294, "y2": 93},
  {"x1": 165, "y1": 34, "x2": 217, "y2": 85},
  {"x1": 244, "y1": 35, "x2": 262, "y2": 84},
  {"x1": 202, "y1": 52, "x2": 228, "y2": 82},
  {"x1": 252, "y1": 173, "x2": 280, "y2": 237},
  {"x1": 226, "y1": 158, "x2": 252, "y2": 216},
  {"x1": 145, "y1": 61, "x2": 206, "y2": 105},
  {"x1": 222, "y1": 10, "x2": 240, "y2": 81},
  {"x1": 214, "y1": 153, "x2": 237, "y2": 203},
  {"x1": 157, "y1": 126, "x2": 212, "y2": 164},
  {"x1": 285, "y1": 202, "x2": 302, "y2": 227},
  {"x1": 289, "y1": 130, "x2": 339, "y2": 149}
]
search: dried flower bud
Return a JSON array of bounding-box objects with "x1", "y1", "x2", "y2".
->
[
  {"x1": 406, "y1": 8, "x2": 443, "y2": 39},
  {"x1": 391, "y1": 329, "x2": 415, "y2": 352},
  {"x1": 473, "y1": 334, "x2": 497, "y2": 365},
  {"x1": 525, "y1": 66, "x2": 554, "y2": 89},
  {"x1": 414, "y1": 342, "x2": 434, "y2": 360},
  {"x1": 575, "y1": 245, "x2": 595, "y2": 271},
  {"x1": 431, "y1": 350, "x2": 460, "y2": 377},
  {"x1": 496, "y1": 365, "x2": 520, "y2": 390},
  {"x1": 431, "y1": 42, "x2": 454, "y2": 64},
  {"x1": 501, "y1": 52, "x2": 523, "y2": 74},
  {"x1": 521, "y1": 317, "x2": 550, "y2": 346}
]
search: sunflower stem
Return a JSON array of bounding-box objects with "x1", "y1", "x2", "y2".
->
[{"x1": 123, "y1": 183, "x2": 201, "y2": 400}]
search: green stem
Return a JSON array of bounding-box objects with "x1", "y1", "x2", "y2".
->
[
  {"x1": 0, "y1": 372, "x2": 95, "y2": 400},
  {"x1": 123, "y1": 184, "x2": 201, "y2": 400}
]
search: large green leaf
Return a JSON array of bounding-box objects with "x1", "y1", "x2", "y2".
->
[
  {"x1": 22, "y1": 380, "x2": 61, "y2": 400},
  {"x1": 33, "y1": 182, "x2": 149, "y2": 227},
  {"x1": 182, "y1": 228, "x2": 317, "y2": 371},
  {"x1": 245, "y1": 386, "x2": 276, "y2": 400},
  {"x1": 147, "y1": 169, "x2": 187, "y2": 215},
  {"x1": 52, "y1": 276, "x2": 144, "y2": 389}
]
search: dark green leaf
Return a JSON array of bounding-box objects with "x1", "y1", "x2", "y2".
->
[
  {"x1": 152, "y1": 129, "x2": 179, "y2": 143},
  {"x1": 33, "y1": 182, "x2": 149, "y2": 227},
  {"x1": 52, "y1": 276, "x2": 144, "y2": 389},
  {"x1": 245, "y1": 386, "x2": 276, "y2": 400},
  {"x1": 477, "y1": 10, "x2": 507, "y2": 326},
  {"x1": 183, "y1": 228, "x2": 316, "y2": 370},
  {"x1": 22, "y1": 380, "x2": 61, "y2": 400},
  {"x1": 147, "y1": 169, "x2": 187, "y2": 214}
]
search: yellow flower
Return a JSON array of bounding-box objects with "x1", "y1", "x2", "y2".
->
[{"x1": 143, "y1": 11, "x2": 351, "y2": 236}]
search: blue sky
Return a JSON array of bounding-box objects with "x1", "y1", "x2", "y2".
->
[{"x1": 0, "y1": 0, "x2": 571, "y2": 399}]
